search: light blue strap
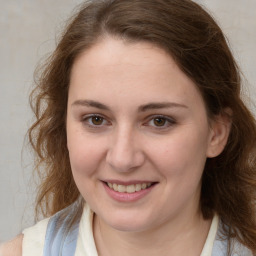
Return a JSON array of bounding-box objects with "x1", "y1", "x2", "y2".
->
[
  {"x1": 212, "y1": 238, "x2": 228, "y2": 256},
  {"x1": 43, "y1": 205, "x2": 80, "y2": 256},
  {"x1": 212, "y1": 238, "x2": 252, "y2": 256},
  {"x1": 43, "y1": 206, "x2": 252, "y2": 256},
  {"x1": 212, "y1": 221, "x2": 253, "y2": 256}
]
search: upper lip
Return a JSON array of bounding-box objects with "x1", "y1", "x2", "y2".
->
[{"x1": 102, "y1": 180, "x2": 158, "y2": 186}]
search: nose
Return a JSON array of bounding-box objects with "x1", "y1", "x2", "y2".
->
[{"x1": 106, "y1": 126, "x2": 145, "y2": 172}]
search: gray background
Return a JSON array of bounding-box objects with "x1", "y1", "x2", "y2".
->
[{"x1": 0, "y1": 0, "x2": 255, "y2": 241}]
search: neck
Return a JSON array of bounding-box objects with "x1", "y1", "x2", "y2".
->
[{"x1": 93, "y1": 210, "x2": 212, "y2": 256}]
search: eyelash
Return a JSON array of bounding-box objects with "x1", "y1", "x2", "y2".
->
[
  {"x1": 81, "y1": 114, "x2": 176, "y2": 130},
  {"x1": 145, "y1": 115, "x2": 176, "y2": 129},
  {"x1": 82, "y1": 114, "x2": 110, "y2": 128}
]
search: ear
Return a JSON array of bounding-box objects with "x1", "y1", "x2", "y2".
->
[{"x1": 206, "y1": 108, "x2": 232, "y2": 158}]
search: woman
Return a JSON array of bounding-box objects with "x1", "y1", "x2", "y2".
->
[{"x1": 1, "y1": 0, "x2": 256, "y2": 255}]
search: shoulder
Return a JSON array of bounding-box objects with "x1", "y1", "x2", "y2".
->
[
  {"x1": 0, "y1": 234, "x2": 23, "y2": 256},
  {"x1": 21, "y1": 217, "x2": 50, "y2": 255}
]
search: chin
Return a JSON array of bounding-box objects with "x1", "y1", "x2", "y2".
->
[
  {"x1": 100, "y1": 211, "x2": 155, "y2": 233},
  {"x1": 109, "y1": 221, "x2": 148, "y2": 233}
]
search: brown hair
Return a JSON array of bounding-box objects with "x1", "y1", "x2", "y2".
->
[{"x1": 29, "y1": 0, "x2": 256, "y2": 253}]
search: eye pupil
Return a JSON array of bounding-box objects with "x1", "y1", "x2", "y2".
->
[
  {"x1": 92, "y1": 116, "x2": 103, "y2": 125},
  {"x1": 154, "y1": 118, "x2": 166, "y2": 126}
]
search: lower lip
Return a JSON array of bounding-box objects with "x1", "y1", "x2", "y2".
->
[{"x1": 103, "y1": 182, "x2": 156, "y2": 202}]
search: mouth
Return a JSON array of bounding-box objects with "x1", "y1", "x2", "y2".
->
[
  {"x1": 104, "y1": 181, "x2": 156, "y2": 193},
  {"x1": 106, "y1": 182, "x2": 154, "y2": 193},
  {"x1": 102, "y1": 180, "x2": 158, "y2": 202}
]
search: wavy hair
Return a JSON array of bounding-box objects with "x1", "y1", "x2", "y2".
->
[{"x1": 29, "y1": 0, "x2": 256, "y2": 253}]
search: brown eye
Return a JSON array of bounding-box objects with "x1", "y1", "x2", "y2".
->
[
  {"x1": 153, "y1": 117, "x2": 166, "y2": 126},
  {"x1": 91, "y1": 116, "x2": 104, "y2": 125}
]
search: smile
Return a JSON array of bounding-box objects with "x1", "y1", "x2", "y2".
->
[
  {"x1": 107, "y1": 182, "x2": 153, "y2": 193},
  {"x1": 103, "y1": 181, "x2": 157, "y2": 202}
]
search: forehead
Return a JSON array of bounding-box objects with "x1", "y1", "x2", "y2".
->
[
  {"x1": 69, "y1": 37, "x2": 204, "y2": 110},
  {"x1": 73, "y1": 38, "x2": 174, "y2": 68}
]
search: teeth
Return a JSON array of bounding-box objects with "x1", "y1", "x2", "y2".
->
[
  {"x1": 107, "y1": 182, "x2": 153, "y2": 193},
  {"x1": 113, "y1": 183, "x2": 118, "y2": 191},
  {"x1": 135, "y1": 184, "x2": 142, "y2": 191},
  {"x1": 117, "y1": 185, "x2": 126, "y2": 193},
  {"x1": 141, "y1": 183, "x2": 147, "y2": 189},
  {"x1": 127, "y1": 185, "x2": 135, "y2": 193}
]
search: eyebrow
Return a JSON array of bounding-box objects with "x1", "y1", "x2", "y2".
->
[
  {"x1": 71, "y1": 99, "x2": 188, "y2": 111},
  {"x1": 138, "y1": 102, "x2": 188, "y2": 112},
  {"x1": 72, "y1": 100, "x2": 110, "y2": 110}
]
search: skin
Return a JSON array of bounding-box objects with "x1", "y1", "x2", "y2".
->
[
  {"x1": 0, "y1": 235, "x2": 23, "y2": 256},
  {"x1": 2, "y1": 37, "x2": 230, "y2": 256},
  {"x1": 66, "y1": 37, "x2": 230, "y2": 256}
]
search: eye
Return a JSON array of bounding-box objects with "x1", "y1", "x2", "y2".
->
[
  {"x1": 91, "y1": 116, "x2": 104, "y2": 125},
  {"x1": 152, "y1": 117, "x2": 167, "y2": 127},
  {"x1": 147, "y1": 115, "x2": 176, "y2": 129},
  {"x1": 82, "y1": 114, "x2": 109, "y2": 127}
]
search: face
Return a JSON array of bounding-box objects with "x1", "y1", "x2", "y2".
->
[{"x1": 66, "y1": 38, "x2": 219, "y2": 233}]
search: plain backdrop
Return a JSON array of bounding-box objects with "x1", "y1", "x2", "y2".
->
[{"x1": 0, "y1": 0, "x2": 255, "y2": 241}]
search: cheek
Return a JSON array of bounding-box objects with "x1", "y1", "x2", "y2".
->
[
  {"x1": 148, "y1": 131, "x2": 208, "y2": 212},
  {"x1": 149, "y1": 127, "x2": 209, "y2": 179},
  {"x1": 68, "y1": 134, "x2": 106, "y2": 202},
  {"x1": 67, "y1": 129, "x2": 105, "y2": 178}
]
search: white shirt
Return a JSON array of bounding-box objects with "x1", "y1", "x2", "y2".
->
[{"x1": 22, "y1": 204, "x2": 219, "y2": 256}]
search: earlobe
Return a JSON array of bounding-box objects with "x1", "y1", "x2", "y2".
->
[{"x1": 206, "y1": 109, "x2": 232, "y2": 158}]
